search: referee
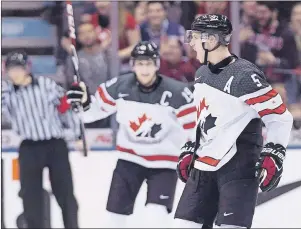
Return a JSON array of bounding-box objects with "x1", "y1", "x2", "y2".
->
[{"x1": 2, "y1": 50, "x2": 80, "y2": 228}]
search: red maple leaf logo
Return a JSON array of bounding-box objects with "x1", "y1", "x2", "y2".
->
[
  {"x1": 129, "y1": 114, "x2": 149, "y2": 132},
  {"x1": 197, "y1": 98, "x2": 209, "y2": 120}
]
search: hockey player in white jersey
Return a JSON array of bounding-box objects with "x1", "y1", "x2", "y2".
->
[
  {"x1": 66, "y1": 41, "x2": 196, "y2": 227},
  {"x1": 174, "y1": 14, "x2": 293, "y2": 228}
]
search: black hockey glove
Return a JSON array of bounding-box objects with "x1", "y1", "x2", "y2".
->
[
  {"x1": 255, "y1": 142, "x2": 286, "y2": 192},
  {"x1": 176, "y1": 141, "x2": 199, "y2": 183},
  {"x1": 66, "y1": 82, "x2": 91, "y2": 111}
]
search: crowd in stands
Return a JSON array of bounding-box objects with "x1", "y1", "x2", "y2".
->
[
  {"x1": 239, "y1": 1, "x2": 301, "y2": 129},
  {"x1": 2, "y1": 1, "x2": 301, "y2": 130}
]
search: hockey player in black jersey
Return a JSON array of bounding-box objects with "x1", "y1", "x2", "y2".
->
[
  {"x1": 66, "y1": 41, "x2": 196, "y2": 227},
  {"x1": 174, "y1": 14, "x2": 293, "y2": 228}
]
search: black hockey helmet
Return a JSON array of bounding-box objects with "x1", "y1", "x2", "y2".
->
[
  {"x1": 5, "y1": 50, "x2": 29, "y2": 69},
  {"x1": 187, "y1": 14, "x2": 232, "y2": 46},
  {"x1": 191, "y1": 14, "x2": 232, "y2": 44},
  {"x1": 131, "y1": 41, "x2": 159, "y2": 59},
  {"x1": 186, "y1": 14, "x2": 232, "y2": 64},
  {"x1": 130, "y1": 41, "x2": 160, "y2": 67}
]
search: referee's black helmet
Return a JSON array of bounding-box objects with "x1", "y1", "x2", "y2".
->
[{"x1": 5, "y1": 50, "x2": 29, "y2": 69}]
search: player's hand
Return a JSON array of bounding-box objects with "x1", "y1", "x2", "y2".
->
[
  {"x1": 264, "y1": 51, "x2": 277, "y2": 65},
  {"x1": 255, "y1": 142, "x2": 286, "y2": 192},
  {"x1": 239, "y1": 27, "x2": 254, "y2": 42},
  {"x1": 66, "y1": 82, "x2": 90, "y2": 111},
  {"x1": 176, "y1": 141, "x2": 199, "y2": 183},
  {"x1": 257, "y1": 51, "x2": 277, "y2": 65}
]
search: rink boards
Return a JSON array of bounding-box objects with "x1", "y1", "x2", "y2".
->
[{"x1": 2, "y1": 150, "x2": 301, "y2": 228}]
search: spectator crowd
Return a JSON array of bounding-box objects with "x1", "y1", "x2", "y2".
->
[{"x1": 3, "y1": 1, "x2": 301, "y2": 130}]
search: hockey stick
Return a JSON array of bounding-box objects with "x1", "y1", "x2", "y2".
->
[
  {"x1": 66, "y1": 0, "x2": 88, "y2": 157},
  {"x1": 187, "y1": 48, "x2": 209, "y2": 172},
  {"x1": 188, "y1": 125, "x2": 201, "y2": 172}
]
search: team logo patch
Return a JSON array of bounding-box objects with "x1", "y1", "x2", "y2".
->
[
  {"x1": 196, "y1": 98, "x2": 217, "y2": 135},
  {"x1": 201, "y1": 114, "x2": 217, "y2": 134},
  {"x1": 129, "y1": 114, "x2": 162, "y2": 138},
  {"x1": 197, "y1": 98, "x2": 209, "y2": 120}
]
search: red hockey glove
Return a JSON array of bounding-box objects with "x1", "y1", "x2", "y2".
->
[
  {"x1": 176, "y1": 141, "x2": 199, "y2": 183},
  {"x1": 255, "y1": 142, "x2": 286, "y2": 192}
]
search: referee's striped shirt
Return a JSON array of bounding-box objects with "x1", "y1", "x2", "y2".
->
[{"x1": 1, "y1": 76, "x2": 80, "y2": 141}]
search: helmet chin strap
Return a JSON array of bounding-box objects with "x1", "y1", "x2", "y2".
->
[{"x1": 202, "y1": 42, "x2": 221, "y2": 64}]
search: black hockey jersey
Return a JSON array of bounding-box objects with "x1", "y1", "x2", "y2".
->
[
  {"x1": 83, "y1": 73, "x2": 196, "y2": 169},
  {"x1": 193, "y1": 58, "x2": 293, "y2": 171}
]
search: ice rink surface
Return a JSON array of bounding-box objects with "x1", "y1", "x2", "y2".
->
[{"x1": 2, "y1": 150, "x2": 301, "y2": 228}]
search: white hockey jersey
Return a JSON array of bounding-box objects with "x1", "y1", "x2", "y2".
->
[
  {"x1": 193, "y1": 58, "x2": 293, "y2": 171},
  {"x1": 83, "y1": 74, "x2": 196, "y2": 169}
]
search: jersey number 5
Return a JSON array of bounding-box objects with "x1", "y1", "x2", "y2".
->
[{"x1": 251, "y1": 74, "x2": 263, "y2": 87}]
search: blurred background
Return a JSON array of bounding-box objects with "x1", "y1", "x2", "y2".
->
[
  {"x1": 1, "y1": 0, "x2": 301, "y2": 132},
  {"x1": 1, "y1": 2, "x2": 301, "y2": 228}
]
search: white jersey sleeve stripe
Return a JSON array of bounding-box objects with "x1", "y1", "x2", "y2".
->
[
  {"x1": 239, "y1": 85, "x2": 272, "y2": 102},
  {"x1": 177, "y1": 112, "x2": 196, "y2": 128},
  {"x1": 241, "y1": 86, "x2": 287, "y2": 118},
  {"x1": 176, "y1": 104, "x2": 196, "y2": 118},
  {"x1": 82, "y1": 85, "x2": 117, "y2": 123},
  {"x1": 249, "y1": 94, "x2": 284, "y2": 115},
  {"x1": 245, "y1": 89, "x2": 278, "y2": 105},
  {"x1": 97, "y1": 84, "x2": 116, "y2": 106},
  {"x1": 95, "y1": 84, "x2": 117, "y2": 114},
  {"x1": 175, "y1": 104, "x2": 197, "y2": 130},
  {"x1": 258, "y1": 103, "x2": 286, "y2": 117}
]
